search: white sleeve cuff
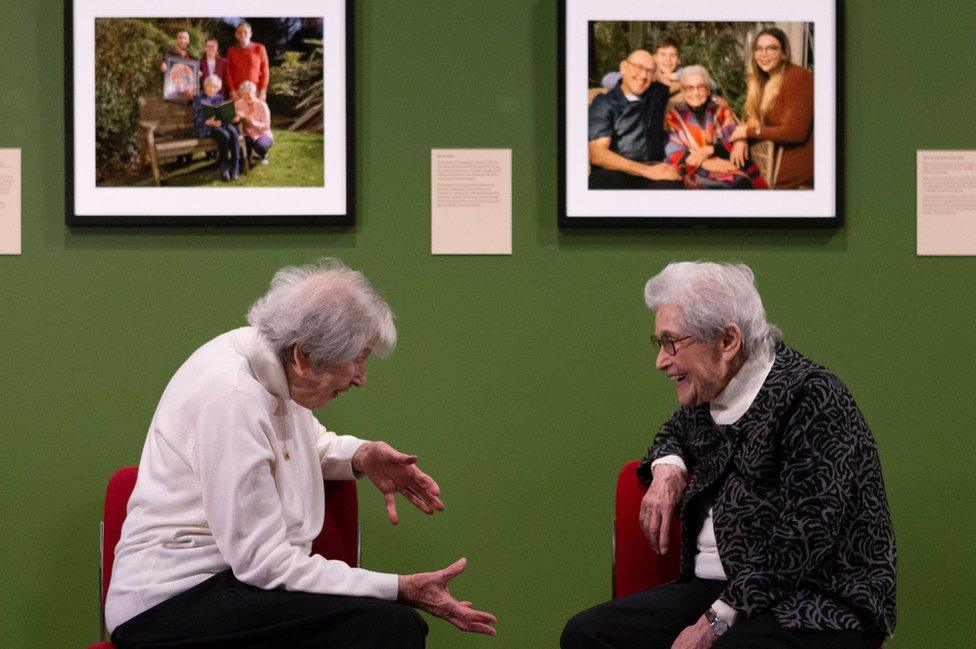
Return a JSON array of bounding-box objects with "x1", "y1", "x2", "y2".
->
[
  {"x1": 711, "y1": 599, "x2": 739, "y2": 626},
  {"x1": 650, "y1": 454, "x2": 688, "y2": 474},
  {"x1": 315, "y1": 424, "x2": 367, "y2": 480}
]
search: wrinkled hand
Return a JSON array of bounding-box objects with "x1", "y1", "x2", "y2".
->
[
  {"x1": 399, "y1": 558, "x2": 498, "y2": 635},
  {"x1": 701, "y1": 158, "x2": 741, "y2": 175},
  {"x1": 730, "y1": 141, "x2": 747, "y2": 168},
  {"x1": 642, "y1": 162, "x2": 680, "y2": 181},
  {"x1": 671, "y1": 616, "x2": 716, "y2": 649},
  {"x1": 640, "y1": 463, "x2": 688, "y2": 554},
  {"x1": 352, "y1": 441, "x2": 444, "y2": 524},
  {"x1": 686, "y1": 146, "x2": 714, "y2": 168},
  {"x1": 730, "y1": 124, "x2": 748, "y2": 142}
]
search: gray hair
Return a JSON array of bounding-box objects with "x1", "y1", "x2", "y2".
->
[
  {"x1": 677, "y1": 65, "x2": 712, "y2": 86},
  {"x1": 644, "y1": 261, "x2": 781, "y2": 357},
  {"x1": 247, "y1": 259, "x2": 397, "y2": 370},
  {"x1": 238, "y1": 80, "x2": 257, "y2": 94},
  {"x1": 203, "y1": 74, "x2": 222, "y2": 91}
]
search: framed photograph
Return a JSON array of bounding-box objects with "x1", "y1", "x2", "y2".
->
[
  {"x1": 163, "y1": 55, "x2": 200, "y2": 103},
  {"x1": 558, "y1": 0, "x2": 842, "y2": 227},
  {"x1": 65, "y1": 0, "x2": 355, "y2": 226}
]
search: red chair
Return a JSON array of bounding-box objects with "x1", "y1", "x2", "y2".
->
[
  {"x1": 88, "y1": 466, "x2": 360, "y2": 649},
  {"x1": 613, "y1": 459, "x2": 680, "y2": 598},
  {"x1": 613, "y1": 460, "x2": 883, "y2": 648}
]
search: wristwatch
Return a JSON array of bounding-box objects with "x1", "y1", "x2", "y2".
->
[{"x1": 704, "y1": 607, "x2": 729, "y2": 637}]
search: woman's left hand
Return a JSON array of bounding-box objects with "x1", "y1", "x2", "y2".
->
[
  {"x1": 352, "y1": 441, "x2": 445, "y2": 524},
  {"x1": 701, "y1": 158, "x2": 741, "y2": 174}
]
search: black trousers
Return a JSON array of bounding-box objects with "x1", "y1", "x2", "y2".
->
[
  {"x1": 588, "y1": 166, "x2": 683, "y2": 190},
  {"x1": 112, "y1": 570, "x2": 428, "y2": 649},
  {"x1": 561, "y1": 579, "x2": 880, "y2": 649}
]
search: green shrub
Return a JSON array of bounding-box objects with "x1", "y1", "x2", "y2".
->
[
  {"x1": 269, "y1": 44, "x2": 323, "y2": 130},
  {"x1": 94, "y1": 19, "x2": 173, "y2": 176}
]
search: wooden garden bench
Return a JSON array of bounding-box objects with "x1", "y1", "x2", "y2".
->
[{"x1": 138, "y1": 94, "x2": 250, "y2": 186}]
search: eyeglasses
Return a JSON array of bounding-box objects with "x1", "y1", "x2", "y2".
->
[
  {"x1": 754, "y1": 45, "x2": 782, "y2": 54},
  {"x1": 650, "y1": 334, "x2": 697, "y2": 356},
  {"x1": 625, "y1": 59, "x2": 654, "y2": 76},
  {"x1": 681, "y1": 84, "x2": 709, "y2": 94}
]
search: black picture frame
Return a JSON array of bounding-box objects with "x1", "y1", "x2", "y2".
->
[
  {"x1": 558, "y1": 0, "x2": 844, "y2": 228},
  {"x1": 65, "y1": 1, "x2": 356, "y2": 227}
]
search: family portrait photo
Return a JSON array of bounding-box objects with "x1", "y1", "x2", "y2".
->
[
  {"x1": 66, "y1": 0, "x2": 352, "y2": 225},
  {"x1": 95, "y1": 17, "x2": 325, "y2": 189},
  {"x1": 559, "y1": 0, "x2": 839, "y2": 226}
]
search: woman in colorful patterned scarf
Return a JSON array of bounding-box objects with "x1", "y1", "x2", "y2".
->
[{"x1": 664, "y1": 66, "x2": 767, "y2": 190}]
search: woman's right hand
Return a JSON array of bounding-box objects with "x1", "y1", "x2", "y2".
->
[
  {"x1": 686, "y1": 146, "x2": 714, "y2": 168},
  {"x1": 398, "y1": 558, "x2": 497, "y2": 635},
  {"x1": 730, "y1": 125, "x2": 749, "y2": 142},
  {"x1": 730, "y1": 141, "x2": 747, "y2": 168}
]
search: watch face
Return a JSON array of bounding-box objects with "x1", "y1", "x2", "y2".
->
[{"x1": 712, "y1": 619, "x2": 729, "y2": 636}]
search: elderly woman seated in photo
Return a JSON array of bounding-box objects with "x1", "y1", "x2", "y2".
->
[
  {"x1": 664, "y1": 66, "x2": 767, "y2": 190},
  {"x1": 190, "y1": 74, "x2": 241, "y2": 182},
  {"x1": 234, "y1": 80, "x2": 274, "y2": 165}
]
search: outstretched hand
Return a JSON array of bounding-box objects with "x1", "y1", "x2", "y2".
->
[
  {"x1": 352, "y1": 441, "x2": 444, "y2": 524},
  {"x1": 398, "y1": 558, "x2": 498, "y2": 636}
]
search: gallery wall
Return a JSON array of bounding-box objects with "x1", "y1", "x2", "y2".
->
[{"x1": 0, "y1": 1, "x2": 973, "y2": 646}]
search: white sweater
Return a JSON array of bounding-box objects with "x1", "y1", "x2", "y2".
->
[{"x1": 105, "y1": 327, "x2": 399, "y2": 632}]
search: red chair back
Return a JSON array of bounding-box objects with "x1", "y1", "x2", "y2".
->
[
  {"x1": 91, "y1": 466, "x2": 359, "y2": 648},
  {"x1": 613, "y1": 460, "x2": 681, "y2": 598}
]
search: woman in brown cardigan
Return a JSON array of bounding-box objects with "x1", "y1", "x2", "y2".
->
[{"x1": 731, "y1": 28, "x2": 813, "y2": 189}]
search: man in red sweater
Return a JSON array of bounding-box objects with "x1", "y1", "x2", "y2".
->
[{"x1": 226, "y1": 21, "x2": 270, "y2": 101}]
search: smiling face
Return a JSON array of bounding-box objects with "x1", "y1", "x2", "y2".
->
[
  {"x1": 654, "y1": 45, "x2": 680, "y2": 76},
  {"x1": 619, "y1": 50, "x2": 655, "y2": 96},
  {"x1": 753, "y1": 33, "x2": 787, "y2": 74},
  {"x1": 205, "y1": 39, "x2": 219, "y2": 58},
  {"x1": 176, "y1": 31, "x2": 190, "y2": 51},
  {"x1": 653, "y1": 304, "x2": 736, "y2": 407},
  {"x1": 681, "y1": 71, "x2": 710, "y2": 109},
  {"x1": 235, "y1": 23, "x2": 252, "y2": 47},
  {"x1": 286, "y1": 348, "x2": 370, "y2": 410}
]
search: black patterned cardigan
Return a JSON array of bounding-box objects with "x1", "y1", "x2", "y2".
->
[{"x1": 638, "y1": 343, "x2": 896, "y2": 638}]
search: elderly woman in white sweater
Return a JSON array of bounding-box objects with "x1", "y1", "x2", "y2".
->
[{"x1": 106, "y1": 259, "x2": 496, "y2": 649}]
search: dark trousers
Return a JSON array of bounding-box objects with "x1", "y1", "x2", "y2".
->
[
  {"x1": 561, "y1": 579, "x2": 880, "y2": 649},
  {"x1": 207, "y1": 124, "x2": 240, "y2": 172},
  {"x1": 245, "y1": 136, "x2": 273, "y2": 160},
  {"x1": 588, "y1": 166, "x2": 682, "y2": 190},
  {"x1": 112, "y1": 570, "x2": 428, "y2": 649}
]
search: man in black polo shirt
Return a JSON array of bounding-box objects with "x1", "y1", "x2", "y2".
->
[{"x1": 588, "y1": 49, "x2": 679, "y2": 189}]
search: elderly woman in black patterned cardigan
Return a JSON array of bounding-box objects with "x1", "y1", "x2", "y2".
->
[{"x1": 562, "y1": 261, "x2": 895, "y2": 649}]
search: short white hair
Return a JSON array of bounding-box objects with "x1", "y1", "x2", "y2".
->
[
  {"x1": 644, "y1": 261, "x2": 780, "y2": 357},
  {"x1": 203, "y1": 74, "x2": 222, "y2": 91},
  {"x1": 677, "y1": 65, "x2": 712, "y2": 86},
  {"x1": 238, "y1": 80, "x2": 257, "y2": 94},
  {"x1": 247, "y1": 259, "x2": 396, "y2": 370}
]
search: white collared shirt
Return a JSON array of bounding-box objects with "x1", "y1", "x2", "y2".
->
[{"x1": 105, "y1": 327, "x2": 398, "y2": 632}]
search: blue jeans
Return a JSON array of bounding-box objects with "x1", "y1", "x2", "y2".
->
[
  {"x1": 245, "y1": 135, "x2": 274, "y2": 160},
  {"x1": 206, "y1": 124, "x2": 240, "y2": 172}
]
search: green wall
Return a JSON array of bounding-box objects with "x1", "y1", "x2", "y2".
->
[{"x1": 1, "y1": 1, "x2": 972, "y2": 646}]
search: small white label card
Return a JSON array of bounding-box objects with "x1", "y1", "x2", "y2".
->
[
  {"x1": 917, "y1": 150, "x2": 976, "y2": 255},
  {"x1": 431, "y1": 148, "x2": 512, "y2": 255},
  {"x1": 0, "y1": 148, "x2": 21, "y2": 255}
]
